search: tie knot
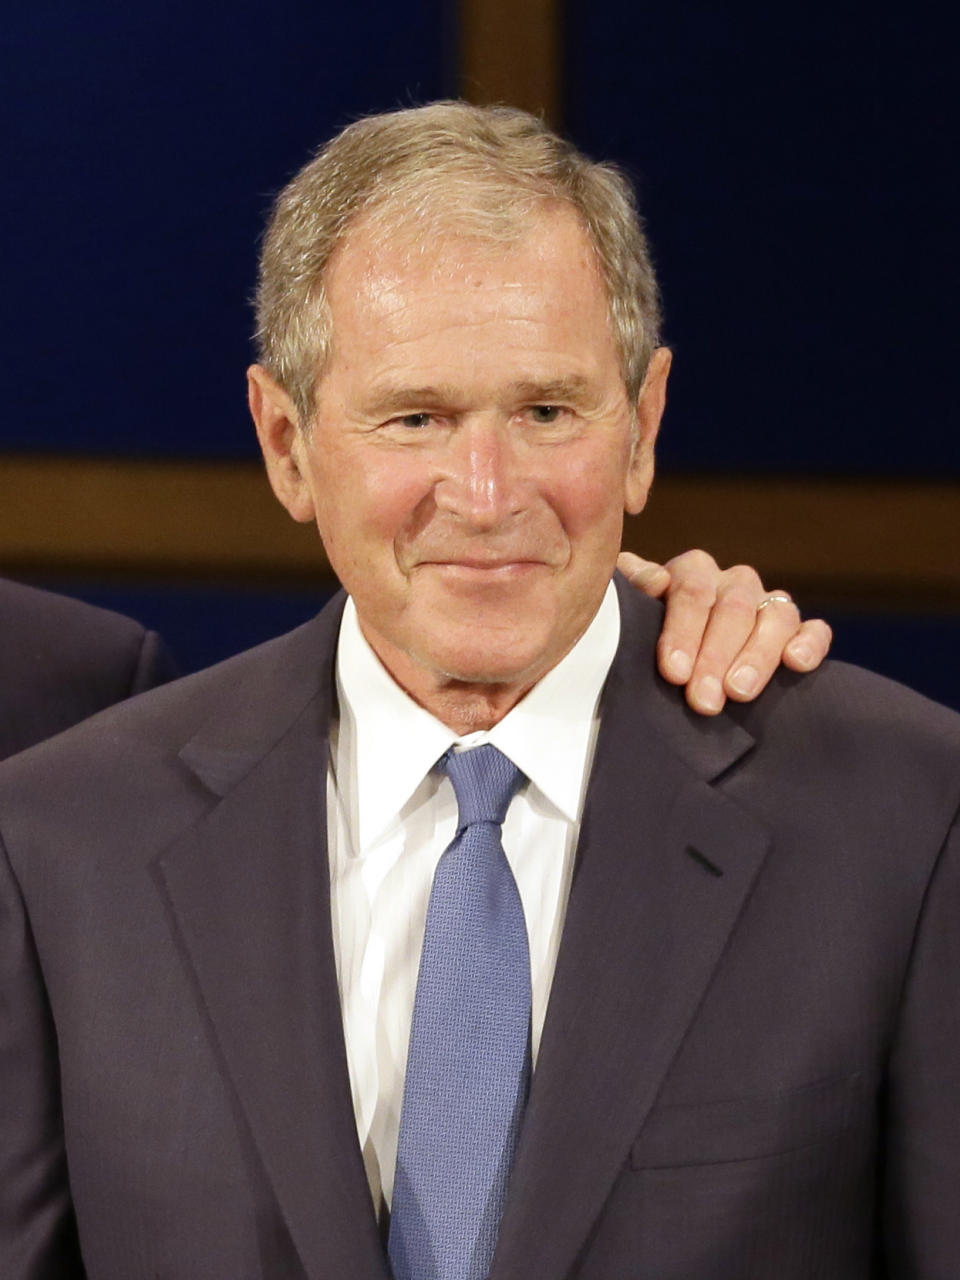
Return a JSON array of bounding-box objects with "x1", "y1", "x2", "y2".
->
[{"x1": 443, "y1": 745, "x2": 524, "y2": 830}]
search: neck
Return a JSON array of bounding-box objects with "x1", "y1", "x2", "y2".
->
[{"x1": 413, "y1": 679, "x2": 535, "y2": 734}]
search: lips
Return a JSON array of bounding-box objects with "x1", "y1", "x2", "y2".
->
[
  {"x1": 417, "y1": 558, "x2": 551, "y2": 577},
  {"x1": 425, "y1": 558, "x2": 541, "y2": 569}
]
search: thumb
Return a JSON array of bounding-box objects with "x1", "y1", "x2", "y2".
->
[{"x1": 616, "y1": 551, "x2": 671, "y2": 598}]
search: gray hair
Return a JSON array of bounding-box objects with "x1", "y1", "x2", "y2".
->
[{"x1": 254, "y1": 101, "x2": 661, "y2": 424}]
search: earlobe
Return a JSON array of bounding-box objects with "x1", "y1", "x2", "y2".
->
[
  {"x1": 624, "y1": 346, "x2": 671, "y2": 515},
  {"x1": 247, "y1": 364, "x2": 316, "y2": 523}
]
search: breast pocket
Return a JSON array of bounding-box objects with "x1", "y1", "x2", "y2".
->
[{"x1": 629, "y1": 1071, "x2": 872, "y2": 1170}]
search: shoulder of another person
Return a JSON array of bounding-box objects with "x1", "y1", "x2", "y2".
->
[
  {"x1": 0, "y1": 579, "x2": 181, "y2": 758},
  {"x1": 0, "y1": 590, "x2": 346, "y2": 794},
  {"x1": 0, "y1": 577, "x2": 151, "y2": 659},
  {"x1": 1, "y1": 576, "x2": 138, "y2": 629}
]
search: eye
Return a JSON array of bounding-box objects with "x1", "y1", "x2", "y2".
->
[
  {"x1": 396, "y1": 412, "x2": 433, "y2": 429},
  {"x1": 528, "y1": 405, "x2": 563, "y2": 424}
]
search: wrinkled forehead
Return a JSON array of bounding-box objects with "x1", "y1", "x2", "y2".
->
[{"x1": 325, "y1": 197, "x2": 601, "y2": 301}]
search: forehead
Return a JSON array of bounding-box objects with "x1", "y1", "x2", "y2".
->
[
  {"x1": 334, "y1": 200, "x2": 597, "y2": 280},
  {"x1": 321, "y1": 206, "x2": 619, "y2": 382}
]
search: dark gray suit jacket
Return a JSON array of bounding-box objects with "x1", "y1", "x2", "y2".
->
[
  {"x1": 1, "y1": 580, "x2": 958, "y2": 1278},
  {"x1": 0, "y1": 577, "x2": 176, "y2": 760}
]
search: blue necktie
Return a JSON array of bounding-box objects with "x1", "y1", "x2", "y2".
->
[{"x1": 388, "y1": 745, "x2": 530, "y2": 1280}]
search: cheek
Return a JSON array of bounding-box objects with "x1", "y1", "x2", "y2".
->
[
  {"x1": 551, "y1": 454, "x2": 629, "y2": 545},
  {"x1": 312, "y1": 453, "x2": 432, "y2": 553}
]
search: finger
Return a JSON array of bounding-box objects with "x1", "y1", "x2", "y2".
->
[
  {"x1": 616, "y1": 551, "x2": 671, "y2": 598},
  {"x1": 683, "y1": 565, "x2": 770, "y2": 713},
  {"x1": 783, "y1": 619, "x2": 833, "y2": 672},
  {"x1": 656, "y1": 549, "x2": 723, "y2": 686},
  {"x1": 723, "y1": 591, "x2": 806, "y2": 702}
]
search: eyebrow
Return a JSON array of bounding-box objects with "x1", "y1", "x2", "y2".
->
[
  {"x1": 359, "y1": 385, "x2": 462, "y2": 416},
  {"x1": 360, "y1": 375, "x2": 595, "y2": 417},
  {"x1": 507, "y1": 376, "x2": 594, "y2": 404}
]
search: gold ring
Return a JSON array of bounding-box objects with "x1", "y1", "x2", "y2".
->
[{"x1": 757, "y1": 593, "x2": 793, "y2": 611}]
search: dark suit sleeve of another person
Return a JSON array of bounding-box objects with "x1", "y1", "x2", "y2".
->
[{"x1": 0, "y1": 579, "x2": 178, "y2": 760}]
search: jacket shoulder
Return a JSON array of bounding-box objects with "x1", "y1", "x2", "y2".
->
[
  {"x1": 735, "y1": 656, "x2": 960, "y2": 760},
  {"x1": 726, "y1": 658, "x2": 960, "y2": 854}
]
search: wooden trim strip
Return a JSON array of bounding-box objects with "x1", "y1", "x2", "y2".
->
[
  {"x1": 0, "y1": 456, "x2": 956, "y2": 604},
  {"x1": 459, "y1": 0, "x2": 560, "y2": 124},
  {"x1": 626, "y1": 475, "x2": 960, "y2": 605},
  {"x1": 0, "y1": 457, "x2": 322, "y2": 579}
]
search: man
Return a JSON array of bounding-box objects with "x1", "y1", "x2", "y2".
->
[
  {"x1": 1, "y1": 102, "x2": 955, "y2": 1280},
  {"x1": 0, "y1": 577, "x2": 177, "y2": 759}
]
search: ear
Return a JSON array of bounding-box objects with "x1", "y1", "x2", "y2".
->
[
  {"x1": 624, "y1": 346, "x2": 671, "y2": 515},
  {"x1": 247, "y1": 364, "x2": 316, "y2": 523}
]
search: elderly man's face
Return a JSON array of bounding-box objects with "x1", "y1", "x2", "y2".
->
[{"x1": 251, "y1": 206, "x2": 668, "y2": 713}]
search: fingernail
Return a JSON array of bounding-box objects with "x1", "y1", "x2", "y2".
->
[
  {"x1": 694, "y1": 675, "x2": 724, "y2": 712},
  {"x1": 666, "y1": 649, "x2": 693, "y2": 681},
  {"x1": 729, "y1": 664, "x2": 759, "y2": 696},
  {"x1": 788, "y1": 641, "x2": 815, "y2": 669}
]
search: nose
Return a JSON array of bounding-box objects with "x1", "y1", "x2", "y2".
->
[{"x1": 433, "y1": 417, "x2": 525, "y2": 529}]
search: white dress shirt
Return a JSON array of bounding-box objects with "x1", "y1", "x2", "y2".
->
[{"x1": 327, "y1": 583, "x2": 620, "y2": 1211}]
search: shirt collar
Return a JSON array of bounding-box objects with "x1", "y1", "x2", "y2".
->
[
  {"x1": 335, "y1": 582, "x2": 620, "y2": 851},
  {"x1": 484, "y1": 584, "x2": 619, "y2": 820}
]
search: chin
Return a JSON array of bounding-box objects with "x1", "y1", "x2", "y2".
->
[
  {"x1": 410, "y1": 587, "x2": 591, "y2": 686},
  {"x1": 421, "y1": 634, "x2": 556, "y2": 688}
]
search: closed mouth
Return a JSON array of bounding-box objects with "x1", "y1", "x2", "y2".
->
[{"x1": 420, "y1": 558, "x2": 546, "y2": 572}]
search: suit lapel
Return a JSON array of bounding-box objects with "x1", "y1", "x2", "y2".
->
[
  {"x1": 153, "y1": 597, "x2": 390, "y2": 1280},
  {"x1": 493, "y1": 583, "x2": 773, "y2": 1280}
]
